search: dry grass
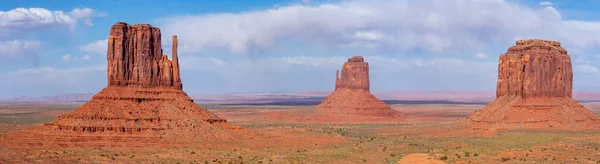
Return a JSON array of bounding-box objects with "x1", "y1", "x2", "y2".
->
[{"x1": 1, "y1": 103, "x2": 600, "y2": 163}]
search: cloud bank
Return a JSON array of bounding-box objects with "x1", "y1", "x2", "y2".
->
[
  {"x1": 0, "y1": 7, "x2": 106, "y2": 36},
  {"x1": 158, "y1": 0, "x2": 600, "y2": 56}
]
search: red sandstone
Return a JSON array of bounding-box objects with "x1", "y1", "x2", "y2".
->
[
  {"x1": 317, "y1": 56, "x2": 402, "y2": 117},
  {"x1": 467, "y1": 39, "x2": 600, "y2": 130}
]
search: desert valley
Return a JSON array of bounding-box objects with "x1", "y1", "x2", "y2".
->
[
  {"x1": 1, "y1": 21, "x2": 600, "y2": 164},
  {"x1": 4, "y1": 1, "x2": 600, "y2": 164}
]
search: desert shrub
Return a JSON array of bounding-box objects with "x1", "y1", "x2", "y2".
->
[
  {"x1": 500, "y1": 157, "x2": 510, "y2": 162},
  {"x1": 464, "y1": 152, "x2": 471, "y2": 157},
  {"x1": 473, "y1": 153, "x2": 479, "y2": 157},
  {"x1": 440, "y1": 155, "x2": 448, "y2": 160}
]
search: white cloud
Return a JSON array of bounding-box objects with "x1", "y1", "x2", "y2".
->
[
  {"x1": 62, "y1": 53, "x2": 91, "y2": 61},
  {"x1": 80, "y1": 39, "x2": 107, "y2": 55},
  {"x1": 276, "y1": 55, "x2": 346, "y2": 66},
  {"x1": 474, "y1": 52, "x2": 487, "y2": 59},
  {"x1": 576, "y1": 64, "x2": 600, "y2": 74},
  {"x1": 10, "y1": 64, "x2": 105, "y2": 76},
  {"x1": 1, "y1": 64, "x2": 106, "y2": 97},
  {"x1": 157, "y1": 0, "x2": 600, "y2": 55},
  {"x1": 61, "y1": 54, "x2": 71, "y2": 61},
  {"x1": 176, "y1": 55, "x2": 498, "y2": 93},
  {"x1": 68, "y1": 8, "x2": 107, "y2": 26},
  {"x1": 0, "y1": 40, "x2": 40, "y2": 58},
  {"x1": 539, "y1": 1, "x2": 553, "y2": 6},
  {"x1": 0, "y1": 7, "x2": 105, "y2": 35}
]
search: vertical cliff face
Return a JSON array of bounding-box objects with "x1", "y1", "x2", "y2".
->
[
  {"x1": 107, "y1": 22, "x2": 182, "y2": 89},
  {"x1": 172, "y1": 35, "x2": 182, "y2": 89},
  {"x1": 496, "y1": 39, "x2": 572, "y2": 99},
  {"x1": 467, "y1": 39, "x2": 600, "y2": 130},
  {"x1": 336, "y1": 56, "x2": 370, "y2": 92}
]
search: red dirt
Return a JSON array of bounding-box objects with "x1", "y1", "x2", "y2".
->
[
  {"x1": 467, "y1": 39, "x2": 600, "y2": 130},
  {"x1": 316, "y1": 56, "x2": 404, "y2": 118},
  {"x1": 397, "y1": 154, "x2": 446, "y2": 164}
]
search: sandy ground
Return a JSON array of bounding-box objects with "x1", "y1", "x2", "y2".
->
[
  {"x1": 1, "y1": 103, "x2": 600, "y2": 163},
  {"x1": 397, "y1": 154, "x2": 446, "y2": 164}
]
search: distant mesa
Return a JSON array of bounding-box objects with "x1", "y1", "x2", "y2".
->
[
  {"x1": 467, "y1": 39, "x2": 600, "y2": 130},
  {"x1": 0, "y1": 22, "x2": 244, "y2": 148},
  {"x1": 317, "y1": 56, "x2": 403, "y2": 117}
]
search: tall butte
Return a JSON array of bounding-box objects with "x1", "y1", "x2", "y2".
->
[
  {"x1": 317, "y1": 56, "x2": 402, "y2": 116},
  {"x1": 467, "y1": 39, "x2": 600, "y2": 130},
  {"x1": 0, "y1": 22, "x2": 242, "y2": 147}
]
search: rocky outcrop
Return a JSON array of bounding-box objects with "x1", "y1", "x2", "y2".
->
[
  {"x1": 107, "y1": 22, "x2": 183, "y2": 89},
  {"x1": 496, "y1": 39, "x2": 572, "y2": 98},
  {"x1": 317, "y1": 56, "x2": 402, "y2": 116},
  {"x1": 0, "y1": 22, "x2": 244, "y2": 148},
  {"x1": 467, "y1": 39, "x2": 600, "y2": 130},
  {"x1": 336, "y1": 56, "x2": 370, "y2": 91}
]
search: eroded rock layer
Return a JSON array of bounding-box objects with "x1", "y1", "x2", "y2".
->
[
  {"x1": 317, "y1": 56, "x2": 401, "y2": 116},
  {"x1": 107, "y1": 22, "x2": 183, "y2": 89},
  {"x1": 467, "y1": 39, "x2": 600, "y2": 130},
  {"x1": 0, "y1": 22, "x2": 243, "y2": 148}
]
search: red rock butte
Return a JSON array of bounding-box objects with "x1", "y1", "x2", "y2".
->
[
  {"x1": 316, "y1": 56, "x2": 402, "y2": 116},
  {"x1": 467, "y1": 39, "x2": 600, "y2": 130},
  {"x1": 0, "y1": 22, "x2": 243, "y2": 148}
]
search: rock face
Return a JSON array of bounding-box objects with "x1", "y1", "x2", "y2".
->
[
  {"x1": 107, "y1": 22, "x2": 183, "y2": 89},
  {"x1": 467, "y1": 39, "x2": 600, "y2": 130},
  {"x1": 317, "y1": 56, "x2": 401, "y2": 116},
  {"x1": 495, "y1": 39, "x2": 572, "y2": 98},
  {"x1": 0, "y1": 22, "x2": 243, "y2": 148}
]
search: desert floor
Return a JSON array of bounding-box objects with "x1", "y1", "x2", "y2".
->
[{"x1": 2, "y1": 102, "x2": 600, "y2": 163}]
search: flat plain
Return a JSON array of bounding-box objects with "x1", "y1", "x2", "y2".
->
[{"x1": 2, "y1": 102, "x2": 600, "y2": 163}]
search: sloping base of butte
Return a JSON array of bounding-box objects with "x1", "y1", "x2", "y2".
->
[
  {"x1": 1, "y1": 87, "x2": 243, "y2": 148},
  {"x1": 468, "y1": 96, "x2": 600, "y2": 130},
  {"x1": 317, "y1": 89, "x2": 398, "y2": 116}
]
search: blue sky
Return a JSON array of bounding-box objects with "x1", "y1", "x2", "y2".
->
[{"x1": 2, "y1": 0, "x2": 600, "y2": 98}]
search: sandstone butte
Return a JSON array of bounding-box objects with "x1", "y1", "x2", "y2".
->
[
  {"x1": 467, "y1": 39, "x2": 600, "y2": 130},
  {"x1": 0, "y1": 22, "x2": 244, "y2": 148},
  {"x1": 316, "y1": 56, "x2": 403, "y2": 117}
]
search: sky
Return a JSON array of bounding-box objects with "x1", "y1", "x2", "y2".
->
[{"x1": 2, "y1": 0, "x2": 600, "y2": 98}]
